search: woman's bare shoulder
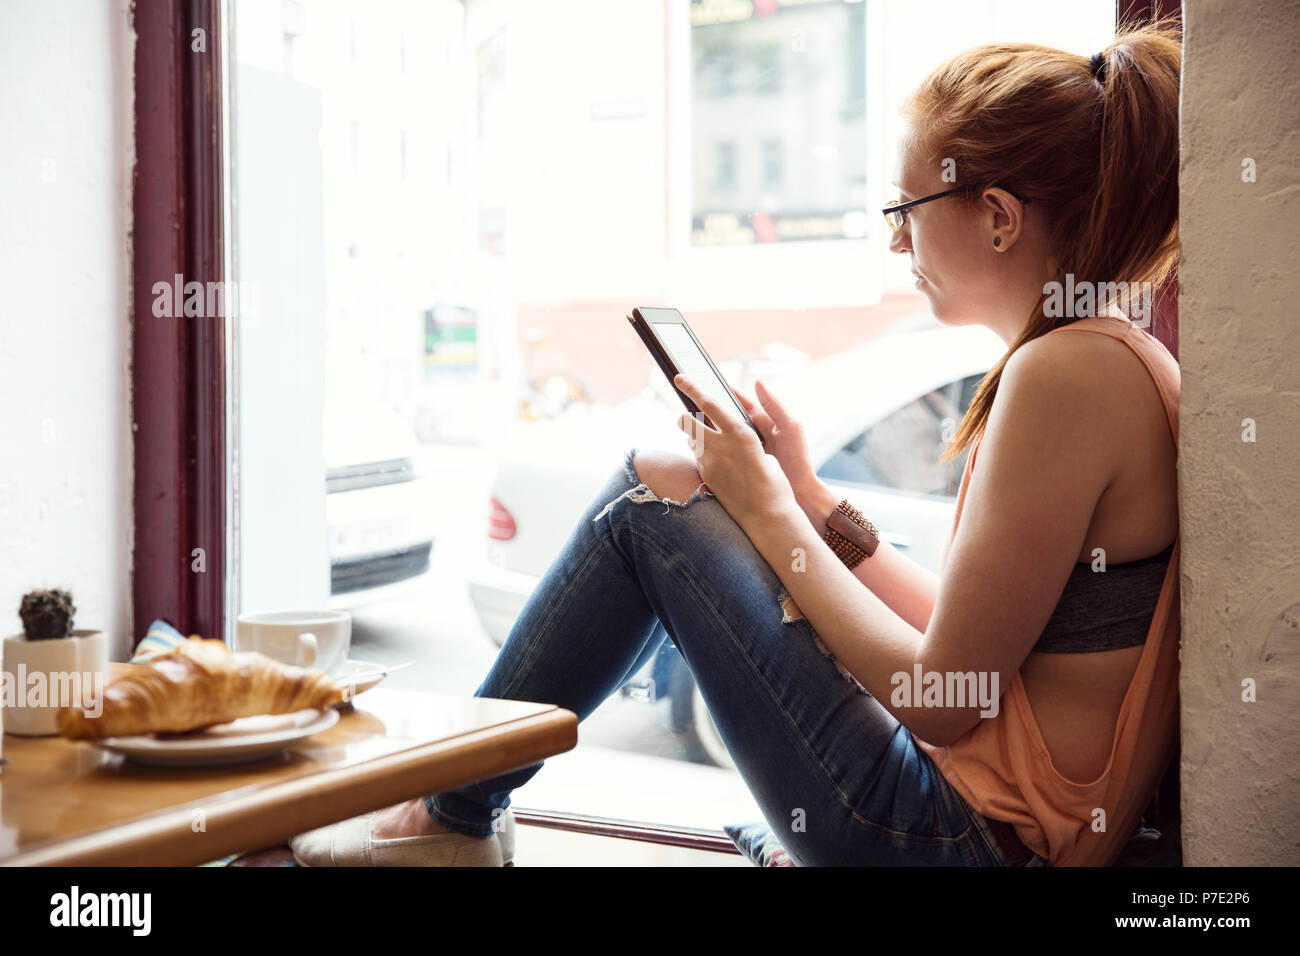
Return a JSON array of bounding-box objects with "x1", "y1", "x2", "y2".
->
[
  {"x1": 1015, "y1": 321, "x2": 1139, "y2": 372},
  {"x1": 1008, "y1": 326, "x2": 1165, "y2": 434},
  {"x1": 1004, "y1": 326, "x2": 1176, "y2": 556}
]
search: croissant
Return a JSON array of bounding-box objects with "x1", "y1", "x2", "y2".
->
[{"x1": 57, "y1": 636, "x2": 347, "y2": 740}]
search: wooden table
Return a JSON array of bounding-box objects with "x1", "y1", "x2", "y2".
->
[{"x1": 0, "y1": 666, "x2": 577, "y2": 866}]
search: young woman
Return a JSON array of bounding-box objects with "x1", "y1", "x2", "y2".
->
[{"x1": 293, "y1": 19, "x2": 1183, "y2": 867}]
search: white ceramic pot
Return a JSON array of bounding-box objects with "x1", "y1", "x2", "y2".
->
[{"x1": 2, "y1": 630, "x2": 109, "y2": 737}]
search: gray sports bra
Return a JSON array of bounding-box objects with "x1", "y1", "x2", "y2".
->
[{"x1": 1032, "y1": 541, "x2": 1175, "y2": 653}]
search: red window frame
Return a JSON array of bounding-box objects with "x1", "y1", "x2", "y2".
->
[
  {"x1": 131, "y1": 0, "x2": 226, "y2": 642},
  {"x1": 1121, "y1": 0, "x2": 1181, "y2": 360}
]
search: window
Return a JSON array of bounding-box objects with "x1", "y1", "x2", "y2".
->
[
  {"x1": 702, "y1": 51, "x2": 734, "y2": 97},
  {"x1": 713, "y1": 141, "x2": 736, "y2": 191},
  {"x1": 690, "y1": 0, "x2": 865, "y2": 245},
  {"x1": 761, "y1": 139, "x2": 782, "y2": 188},
  {"x1": 228, "y1": 0, "x2": 1117, "y2": 834},
  {"x1": 755, "y1": 44, "x2": 781, "y2": 94}
]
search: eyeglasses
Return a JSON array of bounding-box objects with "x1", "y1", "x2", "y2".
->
[{"x1": 881, "y1": 185, "x2": 1031, "y2": 231}]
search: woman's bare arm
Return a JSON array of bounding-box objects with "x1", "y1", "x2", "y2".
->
[
  {"x1": 732, "y1": 378, "x2": 941, "y2": 631},
  {"x1": 791, "y1": 475, "x2": 940, "y2": 634},
  {"x1": 739, "y1": 334, "x2": 1115, "y2": 746}
]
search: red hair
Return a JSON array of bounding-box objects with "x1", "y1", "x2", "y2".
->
[{"x1": 901, "y1": 17, "x2": 1182, "y2": 464}]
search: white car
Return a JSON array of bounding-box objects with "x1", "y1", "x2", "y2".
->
[
  {"x1": 325, "y1": 397, "x2": 436, "y2": 609},
  {"x1": 467, "y1": 316, "x2": 1005, "y2": 765}
]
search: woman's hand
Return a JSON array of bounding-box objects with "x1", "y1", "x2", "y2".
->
[
  {"x1": 731, "y1": 379, "x2": 819, "y2": 496},
  {"x1": 673, "y1": 374, "x2": 798, "y2": 527}
]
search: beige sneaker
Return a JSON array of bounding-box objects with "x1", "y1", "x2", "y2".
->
[{"x1": 291, "y1": 808, "x2": 516, "y2": 867}]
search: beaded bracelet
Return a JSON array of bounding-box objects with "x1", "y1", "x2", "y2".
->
[{"x1": 822, "y1": 498, "x2": 880, "y2": 570}]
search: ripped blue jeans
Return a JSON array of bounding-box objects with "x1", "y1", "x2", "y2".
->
[{"x1": 426, "y1": 447, "x2": 1046, "y2": 866}]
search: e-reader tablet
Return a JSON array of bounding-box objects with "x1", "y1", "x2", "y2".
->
[{"x1": 628, "y1": 307, "x2": 764, "y2": 443}]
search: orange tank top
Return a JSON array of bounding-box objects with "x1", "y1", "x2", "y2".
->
[{"x1": 914, "y1": 313, "x2": 1181, "y2": 867}]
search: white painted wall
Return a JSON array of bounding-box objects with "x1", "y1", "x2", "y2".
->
[
  {"x1": 0, "y1": 2, "x2": 135, "y2": 661},
  {"x1": 1180, "y1": 0, "x2": 1300, "y2": 865}
]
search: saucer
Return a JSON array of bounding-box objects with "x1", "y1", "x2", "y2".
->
[
  {"x1": 90, "y1": 708, "x2": 340, "y2": 767},
  {"x1": 329, "y1": 659, "x2": 413, "y2": 700}
]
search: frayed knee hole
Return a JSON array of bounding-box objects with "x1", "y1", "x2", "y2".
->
[{"x1": 777, "y1": 586, "x2": 869, "y2": 695}]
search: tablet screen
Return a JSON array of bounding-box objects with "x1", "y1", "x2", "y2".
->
[{"x1": 652, "y1": 322, "x2": 748, "y2": 421}]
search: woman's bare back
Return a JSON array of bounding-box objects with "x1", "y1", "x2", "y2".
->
[{"x1": 1020, "y1": 328, "x2": 1179, "y2": 783}]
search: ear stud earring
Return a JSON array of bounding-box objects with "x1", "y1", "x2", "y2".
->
[{"x1": 993, "y1": 236, "x2": 1002, "y2": 248}]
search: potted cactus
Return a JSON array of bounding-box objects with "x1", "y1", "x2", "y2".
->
[
  {"x1": 2, "y1": 589, "x2": 108, "y2": 736},
  {"x1": 19, "y1": 589, "x2": 78, "y2": 641}
]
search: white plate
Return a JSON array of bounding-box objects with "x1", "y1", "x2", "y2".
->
[
  {"x1": 90, "y1": 707, "x2": 340, "y2": 767},
  {"x1": 330, "y1": 659, "x2": 413, "y2": 701}
]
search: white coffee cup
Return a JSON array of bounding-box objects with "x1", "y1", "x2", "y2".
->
[{"x1": 235, "y1": 610, "x2": 351, "y2": 675}]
